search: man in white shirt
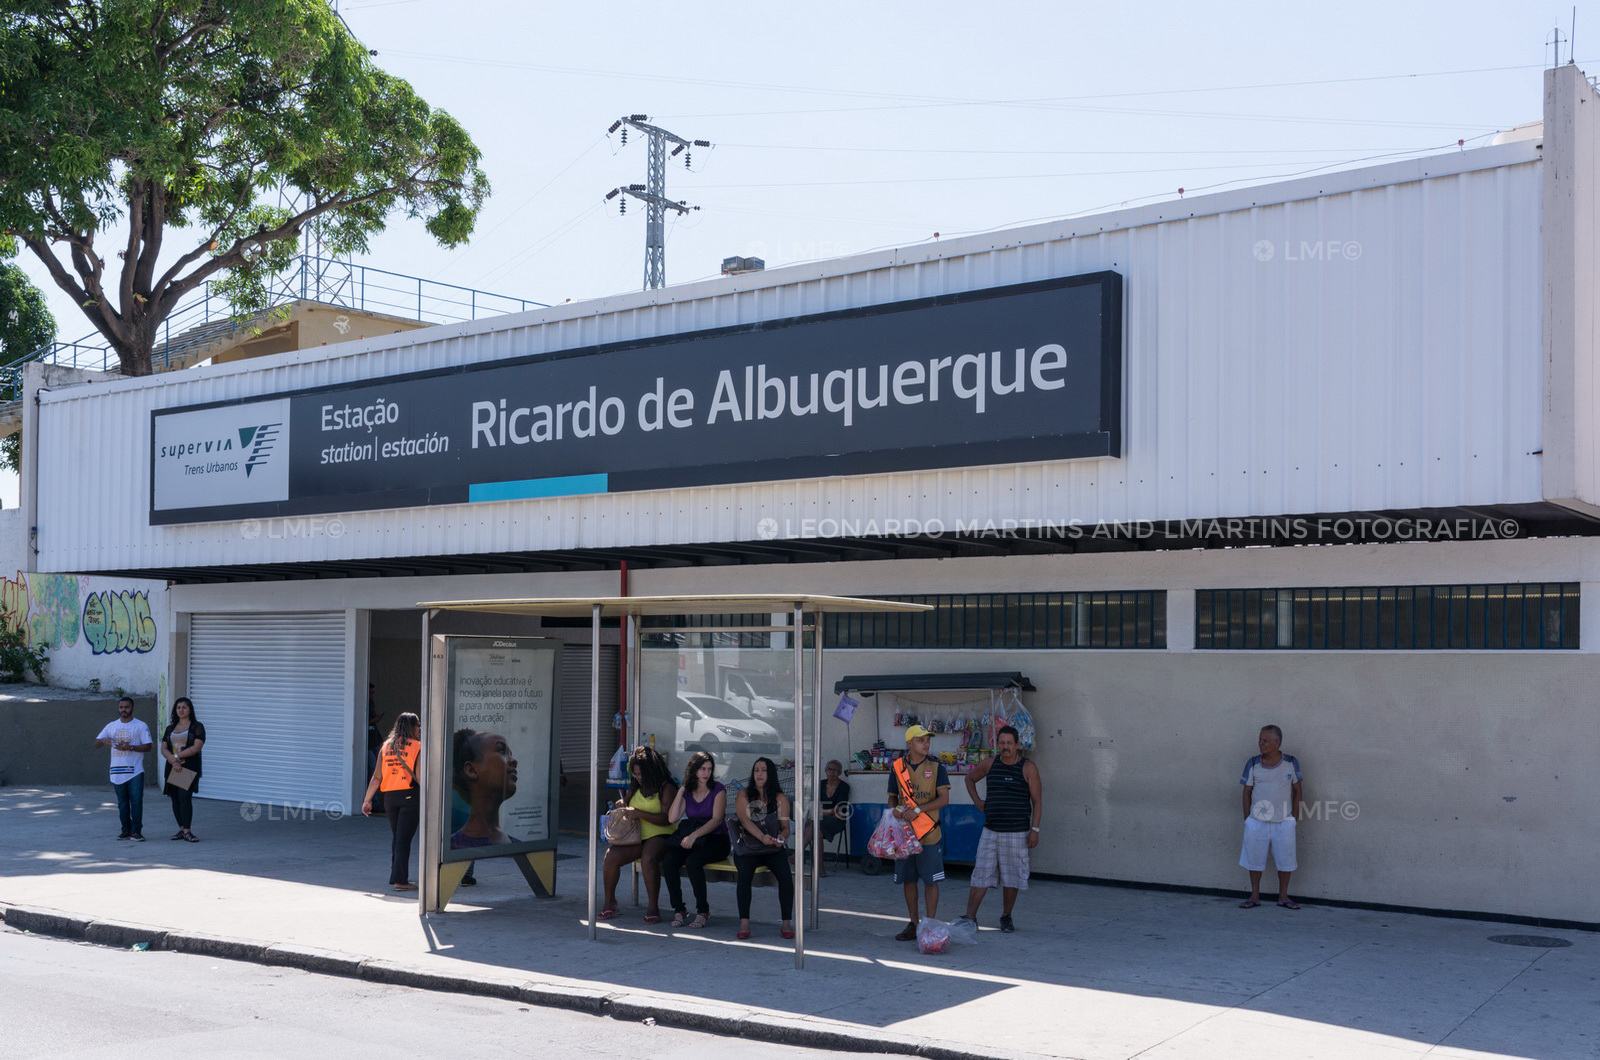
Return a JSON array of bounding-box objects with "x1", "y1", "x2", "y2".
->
[
  {"x1": 1238, "y1": 724, "x2": 1303, "y2": 910},
  {"x1": 93, "y1": 697, "x2": 153, "y2": 841}
]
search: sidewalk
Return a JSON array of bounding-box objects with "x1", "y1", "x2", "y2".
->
[{"x1": 1, "y1": 787, "x2": 1592, "y2": 1060}]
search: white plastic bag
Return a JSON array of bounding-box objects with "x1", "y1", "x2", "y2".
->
[
  {"x1": 868, "y1": 811, "x2": 923, "y2": 860},
  {"x1": 916, "y1": 918, "x2": 952, "y2": 954},
  {"x1": 606, "y1": 745, "x2": 628, "y2": 785},
  {"x1": 946, "y1": 916, "x2": 978, "y2": 945}
]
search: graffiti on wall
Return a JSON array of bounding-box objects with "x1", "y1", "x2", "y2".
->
[
  {"x1": 31, "y1": 574, "x2": 82, "y2": 649},
  {"x1": 0, "y1": 572, "x2": 158, "y2": 655},
  {"x1": 82, "y1": 590, "x2": 158, "y2": 655}
]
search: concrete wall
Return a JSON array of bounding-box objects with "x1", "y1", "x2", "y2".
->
[
  {"x1": 818, "y1": 648, "x2": 1595, "y2": 924},
  {"x1": 0, "y1": 568, "x2": 167, "y2": 694},
  {"x1": 630, "y1": 536, "x2": 1600, "y2": 925},
  {"x1": 0, "y1": 694, "x2": 158, "y2": 787}
]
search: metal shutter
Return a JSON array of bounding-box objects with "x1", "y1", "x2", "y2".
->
[
  {"x1": 560, "y1": 645, "x2": 619, "y2": 774},
  {"x1": 189, "y1": 612, "x2": 351, "y2": 810}
]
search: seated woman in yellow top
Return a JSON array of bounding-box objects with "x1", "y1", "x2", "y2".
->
[{"x1": 600, "y1": 745, "x2": 678, "y2": 923}]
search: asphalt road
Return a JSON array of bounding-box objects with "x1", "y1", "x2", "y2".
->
[{"x1": 0, "y1": 927, "x2": 852, "y2": 1059}]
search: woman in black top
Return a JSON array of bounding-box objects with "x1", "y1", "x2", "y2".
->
[
  {"x1": 160, "y1": 697, "x2": 206, "y2": 842},
  {"x1": 815, "y1": 759, "x2": 851, "y2": 875}
]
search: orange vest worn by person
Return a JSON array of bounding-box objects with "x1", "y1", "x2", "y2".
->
[
  {"x1": 893, "y1": 756, "x2": 941, "y2": 842},
  {"x1": 380, "y1": 739, "x2": 420, "y2": 792}
]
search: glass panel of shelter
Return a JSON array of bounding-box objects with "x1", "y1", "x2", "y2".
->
[{"x1": 637, "y1": 618, "x2": 816, "y2": 797}]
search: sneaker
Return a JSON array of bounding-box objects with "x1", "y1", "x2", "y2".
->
[
  {"x1": 895, "y1": 921, "x2": 919, "y2": 942},
  {"x1": 999, "y1": 915, "x2": 1015, "y2": 933},
  {"x1": 131, "y1": 834, "x2": 146, "y2": 842},
  {"x1": 116, "y1": 833, "x2": 132, "y2": 840}
]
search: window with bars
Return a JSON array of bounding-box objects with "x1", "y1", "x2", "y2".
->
[
  {"x1": 825, "y1": 592, "x2": 1166, "y2": 649},
  {"x1": 1194, "y1": 584, "x2": 1580, "y2": 650}
]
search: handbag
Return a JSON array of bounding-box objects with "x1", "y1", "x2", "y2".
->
[
  {"x1": 727, "y1": 808, "x2": 782, "y2": 856},
  {"x1": 166, "y1": 765, "x2": 196, "y2": 791},
  {"x1": 603, "y1": 807, "x2": 641, "y2": 845}
]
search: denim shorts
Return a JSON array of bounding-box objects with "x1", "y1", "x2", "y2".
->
[{"x1": 892, "y1": 835, "x2": 946, "y2": 885}]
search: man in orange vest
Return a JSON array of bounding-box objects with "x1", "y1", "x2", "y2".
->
[{"x1": 887, "y1": 724, "x2": 951, "y2": 941}]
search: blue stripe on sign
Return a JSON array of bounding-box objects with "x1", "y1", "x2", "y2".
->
[{"x1": 469, "y1": 474, "x2": 610, "y2": 502}]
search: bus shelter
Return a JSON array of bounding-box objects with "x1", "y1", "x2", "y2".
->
[{"x1": 415, "y1": 593, "x2": 931, "y2": 969}]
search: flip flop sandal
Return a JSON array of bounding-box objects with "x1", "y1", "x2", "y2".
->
[
  {"x1": 597, "y1": 907, "x2": 620, "y2": 921},
  {"x1": 642, "y1": 912, "x2": 662, "y2": 924},
  {"x1": 1277, "y1": 900, "x2": 1301, "y2": 910},
  {"x1": 182, "y1": 832, "x2": 199, "y2": 842},
  {"x1": 1239, "y1": 899, "x2": 1260, "y2": 908}
]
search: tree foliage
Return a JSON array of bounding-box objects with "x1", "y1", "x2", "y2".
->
[
  {"x1": 0, "y1": 0, "x2": 490, "y2": 376},
  {"x1": 0, "y1": 235, "x2": 55, "y2": 474}
]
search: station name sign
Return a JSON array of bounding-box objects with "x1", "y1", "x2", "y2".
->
[{"x1": 150, "y1": 272, "x2": 1122, "y2": 525}]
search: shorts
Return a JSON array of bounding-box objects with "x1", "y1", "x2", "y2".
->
[
  {"x1": 1239, "y1": 816, "x2": 1297, "y2": 872},
  {"x1": 892, "y1": 835, "x2": 946, "y2": 886},
  {"x1": 970, "y1": 828, "x2": 1030, "y2": 890}
]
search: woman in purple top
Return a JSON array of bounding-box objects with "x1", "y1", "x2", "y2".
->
[{"x1": 661, "y1": 750, "x2": 730, "y2": 928}]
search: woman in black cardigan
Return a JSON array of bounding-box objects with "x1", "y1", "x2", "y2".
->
[{"x1": 160, "y1": 697, "x2": 206, "y2": 841}]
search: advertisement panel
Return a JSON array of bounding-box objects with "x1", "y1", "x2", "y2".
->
[
  {"x1": 150, "y1": 272, "x2": 1122, "y2": 525},
  {"x1": 443, "y1": 636, "x2": 561, "y2": 863}
]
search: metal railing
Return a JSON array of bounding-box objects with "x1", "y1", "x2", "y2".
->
[{"x1": 0, "y1": 256, "x2": 546, "y2": 402}]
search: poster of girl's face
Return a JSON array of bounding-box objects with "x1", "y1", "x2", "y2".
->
[{"x1": 444, "y1": 638, "x2": 558, "y2": 861}]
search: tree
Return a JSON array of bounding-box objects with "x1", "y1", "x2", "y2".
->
[
  {"x1": 0, "y1": 235, "x2": 56, "y2": 473},
  {"x1": 0, "y1": 0, "x2": 489, "y2": 377}
]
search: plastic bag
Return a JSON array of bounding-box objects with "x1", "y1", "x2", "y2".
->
[
  {"x1": 867, "y1": 811, "x2": 923, "y2": 860},
  {"x1": 946, "y1": 916, "x2": 978, "y2": 945},
  {"x1": 916, "y1": 918, "x2": 951, "y2": 954},
  {"x1": 1004, "y1": 688, "x2": 1036, "y2": 750},
  {"x1": 606, "y1": 745, "x2": 628, "y2": 785}
]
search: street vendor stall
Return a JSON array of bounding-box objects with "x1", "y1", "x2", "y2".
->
[{"x1": 832, "y1": 672, "x2": 1035, "y2": 872}]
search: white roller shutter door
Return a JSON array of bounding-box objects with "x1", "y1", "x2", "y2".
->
[
  {"x1": 560, "y1": 645, "x2": 619, "y2": 774},
  {"x1": 189, "y1": 612, "x2": 350, "y2": 810}
]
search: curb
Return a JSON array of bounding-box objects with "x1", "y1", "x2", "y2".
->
[{"x1": 1, "y1": 903, "x2": 1067, "y2": 1060}]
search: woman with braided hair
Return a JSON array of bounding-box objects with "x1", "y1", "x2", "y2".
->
[{"x1": 598, "y1": 745, "x2": 677, "y2": 923}]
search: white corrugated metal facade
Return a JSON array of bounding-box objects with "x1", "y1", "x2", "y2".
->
[{"x1": 34, "y1": 142, "x2": 1546, "y2": 574}]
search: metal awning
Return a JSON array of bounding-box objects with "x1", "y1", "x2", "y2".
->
[
  {"x1": 417, "y1": 593, "x2": 931, "y2": 970},
  {"x1": 834, "y1": 671, "x2": 1035, "y2": 694},
  {"x1": 419, "y1": 593, "x2": 934, "y2": 618}
]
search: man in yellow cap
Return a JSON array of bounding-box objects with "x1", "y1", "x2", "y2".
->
[{"x1": 887, "y1": 723, "x2": 951, "y2": 941}]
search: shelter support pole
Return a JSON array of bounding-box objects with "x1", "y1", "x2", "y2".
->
[
  {"x1": 791, "y1": 601, "x2": 805, "y2": 970},
  {"x1": 809, "y1": 611, "x2": 824, "y2": 930},
  {"x1": 587, "y1": 603, "x2": 601, "y2": 939},
  {"x1": 419, "y1": 609, "x2": 440, "y2": 913}
]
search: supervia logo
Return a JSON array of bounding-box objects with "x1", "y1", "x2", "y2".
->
[{"x1": 239, "y1": 423, "x2": 283, "y2": 477}]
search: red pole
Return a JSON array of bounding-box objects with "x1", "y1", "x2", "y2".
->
[{"x1": 616, "y1": 561, "x2": 630, "y2": 748}]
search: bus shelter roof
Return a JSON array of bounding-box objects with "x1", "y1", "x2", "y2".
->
[{"x1": 416, "y1": 593, "x2": 933, "y2": 618}]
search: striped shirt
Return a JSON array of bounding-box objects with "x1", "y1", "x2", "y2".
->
[{"x1": 981, "y1": 756, "x2": 1033, "y2": 833}]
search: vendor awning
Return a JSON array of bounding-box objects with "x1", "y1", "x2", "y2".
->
[{"x1": 833, "y1": 671, "x2": 1035, "y2": 694}]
